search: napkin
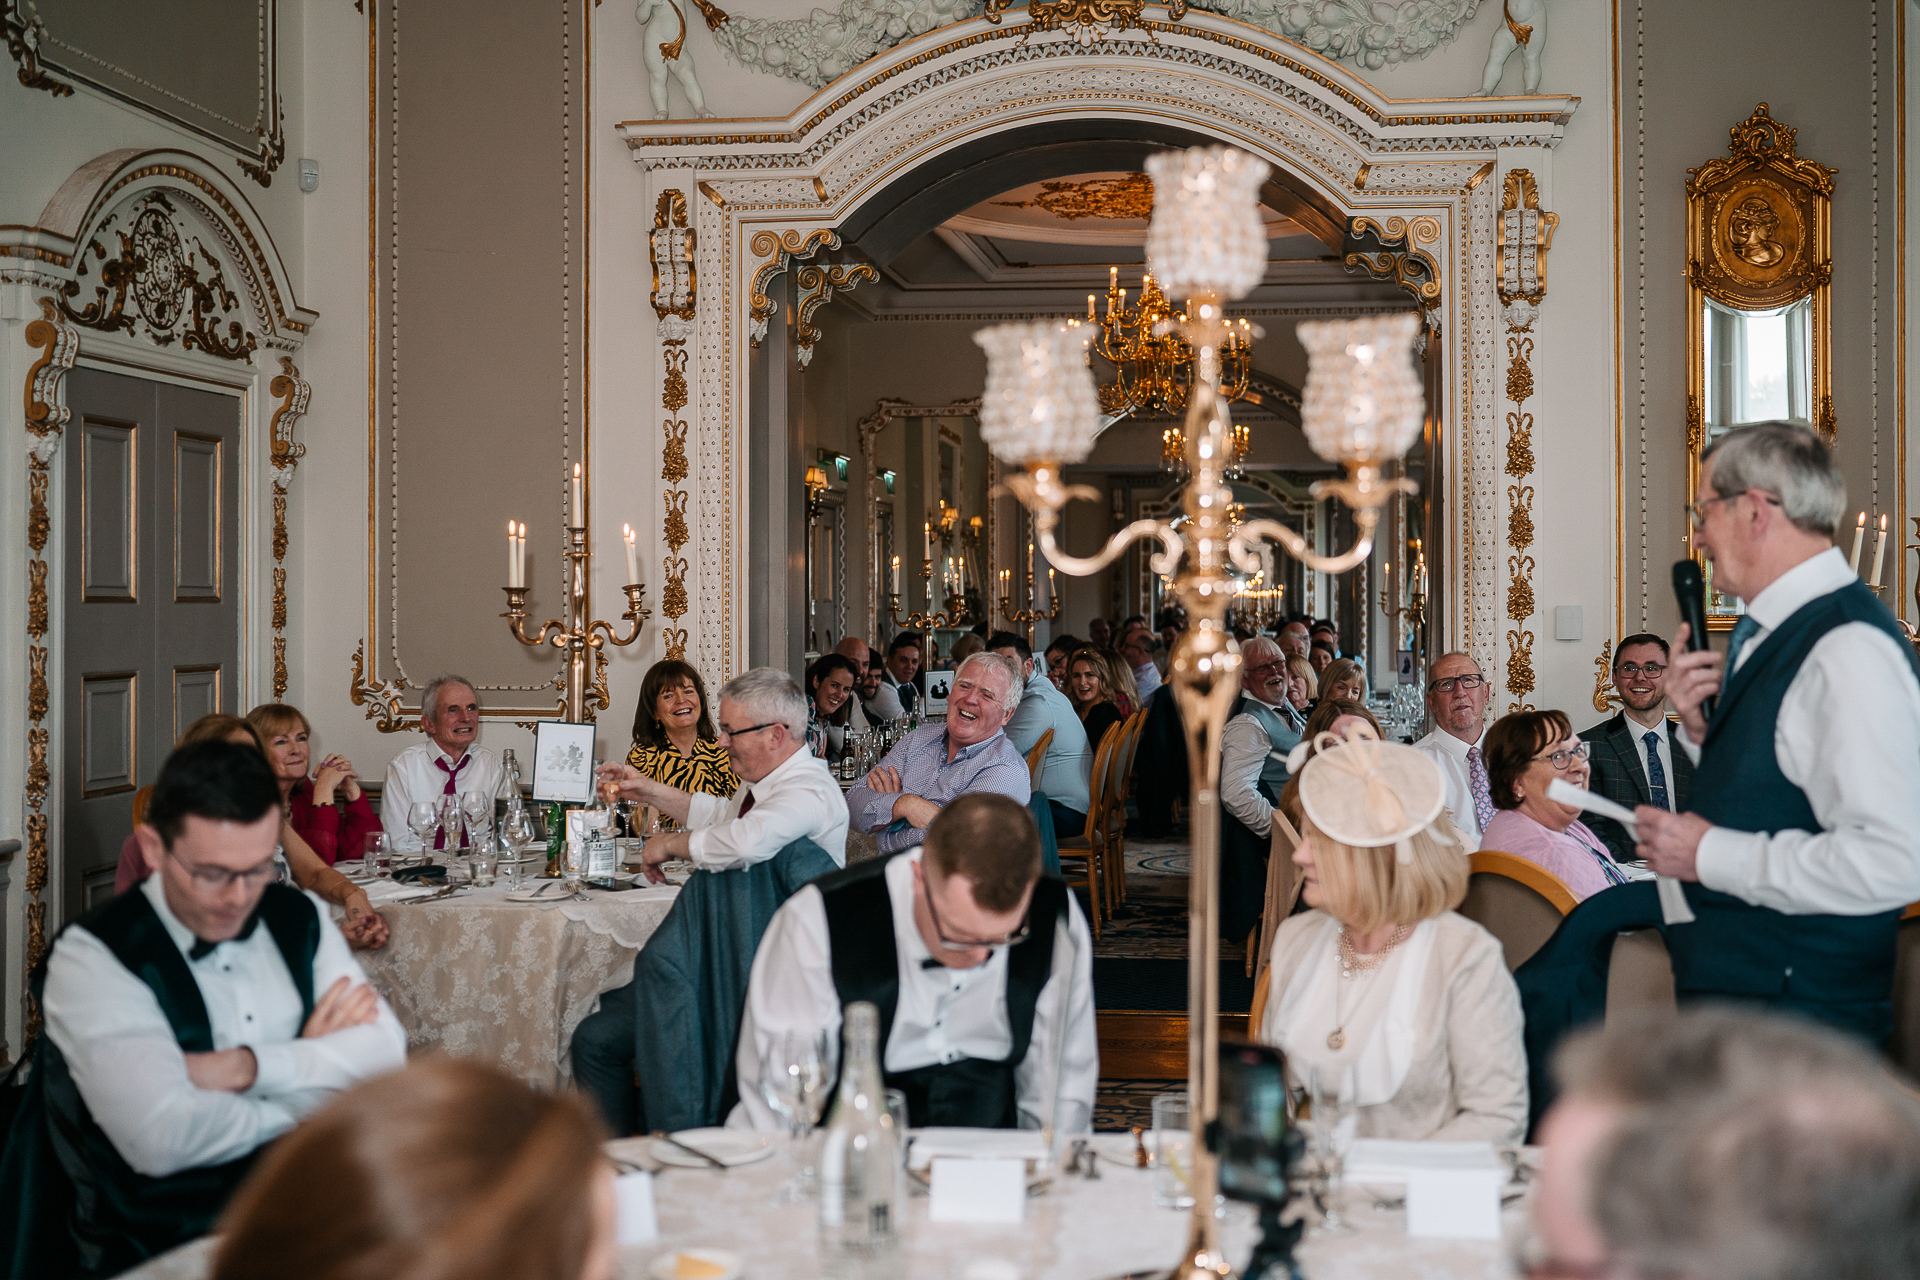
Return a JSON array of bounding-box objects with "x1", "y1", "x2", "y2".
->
[
  {"x1": 1342, "y1": 1138, "x2": 1502, "y2": 1184},
  {"x1": 907, "y1": 1127, "x2": 1047, "y2": 1171},
  {"x1": 365, "y1": 882, "x2": 440, "y2": 905}
]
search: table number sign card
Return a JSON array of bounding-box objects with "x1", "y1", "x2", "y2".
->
[
  {"x1": 615, "y1": 1170, "x2": 660, "y2": 1245},
  {"x1": 534, "y1": 721, "x2": 598, "y2": 803},
  {"x1": 927, "y1": 1157, "x2": 1026, "y2": 1224},
  {"x1": 1404, "y1": 1168, "x2": 1503, "y2": 1240}
]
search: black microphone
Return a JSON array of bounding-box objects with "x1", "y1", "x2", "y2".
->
[{"x1": 1671, "y1": 559, "x2": 1715, "y2": 719}]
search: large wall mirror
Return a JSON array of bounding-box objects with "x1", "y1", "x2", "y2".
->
[{"x1": 1685, "y1": 103, "x2": 1834, "y2": 627}]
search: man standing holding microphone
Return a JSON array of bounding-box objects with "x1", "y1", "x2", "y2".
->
[{"x1": 1637, "y1": 421, "x2": 1920, "y2": 1043}]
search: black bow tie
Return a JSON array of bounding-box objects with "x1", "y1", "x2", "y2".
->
[{"x1": 189, "y1": 911, "x2": 263, "y2": 960}]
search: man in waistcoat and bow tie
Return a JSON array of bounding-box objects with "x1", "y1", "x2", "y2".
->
[
  {"x1": 731, "y1": 793, "x2": 1096, "y2": 1132},
  {"x1": 1218, "y1": 636, "x2": 1307, "y2": 943},
  {"x1": 1638, "y1": 421, "x2": 1920, "y2": 1044},
  {"x1": 0, "y1": 740, "x2": 406, "y2": 1278},
  {"x1": 379, "y1": 674, "x2": 505, "y2": 852}
]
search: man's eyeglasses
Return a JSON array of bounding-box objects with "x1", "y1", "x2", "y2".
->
[
  {"x1": 169, "y1": 847, "x2": 279, "y2": 892},
  {"x1": 716, "y1": 721, "x2": 780, "y2": 741},
  {"x1": 1533, "y1": 742, "x2": 1592, "y2": 771},
  {"x1": 1615, "y1": 662, "x2": 1667, "y2": 678},
  {"x1": 922, "y1": 872, "x2": 1030, "y2": 952},
  {"x1": 1686, "y1": 489, "x2": 1781, "y2": 528},
  {"x1": 1246, "y1": 660, "x2": 1288, "y2": 678},
  {"x1": 1427, "y1": 673, "x2": 1488, "y2": 694}
]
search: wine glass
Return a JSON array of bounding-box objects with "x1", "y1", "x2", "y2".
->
[
  {"x1": 460, "y1": 789, "x2": 493, "y2": 851},
  {"x1": 501, "y1": 808, "x2": 534, "y2": 891},
  {"x1": 406, "y1": 802, "x2": 438, "y2": 860},
  {"x1": 1307, "y1": 1064, "x2": 1357, "y2": 1234},
  {"x1": 760, "y1": 1028, "x2": 835, "y2": 1203},
  {"x1": 364, "y1": 832, "x2": 392, "y2": 881}
]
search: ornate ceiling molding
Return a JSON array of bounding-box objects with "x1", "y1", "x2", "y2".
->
[{"x1": 795, "y1": 260, "x2": 879, "y2": 366}]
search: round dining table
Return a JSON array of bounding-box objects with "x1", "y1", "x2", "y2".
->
[
  {"x1": 345, "y1": 864, "x2": 680, "y2": 1090},
  {"x1": 125, "y1": 1132, "x2": 1529, "y2": 1279}
]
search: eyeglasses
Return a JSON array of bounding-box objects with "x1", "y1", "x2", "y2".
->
[
  {"x1": 168, "y1": 847, "x2": 279, "y2": 892},
  {"x1": 1533, "y1": 741, "x2": 1592, "y2": 771},
  {"x1": 922, "y1": 871, "x2": 1031, "y2": 952},
  {"x1": 716, "y1": 721, "x2": 780, "y2": 741},
  {"x1": 1686, "y1": 489, "x2": 1781, "y2": 528},
  {"x1": 1427, "y1": 673, "x2": 1488, "y2": 694},
  {"x1": 1246, "y1": 660, "x2": 1287, "y2": 678},
  {"x1": 1615, "y1": 662, "x2": 1667, "y2": 678}
]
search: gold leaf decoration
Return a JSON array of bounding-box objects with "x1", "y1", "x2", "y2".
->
[
  {"x1": 27, "y1": 466, "x2": 49, "y2": 552},
  {"x1": 273, "y1": 636, "x2": 288, "y2": 701},
  {"x1": 1592, "y1": 640, "x2": 1623, "y2": 713},
  {"x1": 1505, "y1": 411, "x2": 1534, "y2": 477},
  {"x1": 1506, "y1": 629, "x2": 1536, "y2": 698},
  {"x1": 662, "y1": 419, "x2": 689, "y2": 482},
  {"x1": 272, "y1": 567, "x2": 287, "y2": 631},
  {"x1": 27, "y1": 646, "x2": 48, "y2": 722},
  {"x1": 272, "y1": 483, "x2": 289, "y2": 561},
  {"x1": 347, "y1": 640, "x2": 417, "y2": 734},
  {"x1": 1505, "y1": 352, "x2": 1534, "y2": 403},
  {"x1": 663, "y1": 489, "x2": 690, "y2": 552},
  {"x1": 25, "y1": 814, "x2": 48, "y2": 896},
  {"x1": 993, "y1": 172, "x2": 1154, "y2": 221},
  {"x1": 662, "y1": 627, "x2": 689, "y2": 661},
  {"x1": 25, "y1": 728, "x2": 48, "y2": 808},
  {"x1": 1507, "y1": 485, "x2": 1535, "y2": 549},
  {"x1": 27, "y1": 560, "x2": 47, "y2": 638},
  {"x1": 1506, "y1": 552, "x2": 1536, "y2": 620}
]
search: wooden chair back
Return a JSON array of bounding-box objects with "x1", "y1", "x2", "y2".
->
[
  {"x1": 1249, "y1": 963, "x2": 1271, "y2": 1042},
  {"x1": 1053, "y1": 721, "x2": 1119, "y2": 938},
  {"x1": 1099, "y1": 709, "x2": 1147, "y2": 913},
  {"x1": 1457, "y1": 850, "x2": 1578, "y2": 972},
  {"x1": 1892, "y1": 904, "x2": 1920, "y2": 1079},
  {"x1": 1025, "y1": 727, "x2": 1055, "y2": 791}
]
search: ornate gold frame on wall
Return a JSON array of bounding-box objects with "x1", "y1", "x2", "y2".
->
[{"x1": 1684, "y1": 103, "x2": 1834, "y2": 628}]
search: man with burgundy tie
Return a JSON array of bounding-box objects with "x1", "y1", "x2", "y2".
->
[
  {"x1": 1412, "y1": 651, "x2": 1494, "y2": 851},
  {"x1": 379, "y1": 675, "x2": 505, "y2": 852},
  {"x1": 1577, "y1": 633, "x2": 1693, "y2": 862}
]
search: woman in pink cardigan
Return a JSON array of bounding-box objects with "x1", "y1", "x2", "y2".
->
[
  {"x1": 1478, "y1": 708, "x2": 1633, "y2": 902},
  {"x1": 247, "y1": 703, "x2": 381, "y2": 866}
]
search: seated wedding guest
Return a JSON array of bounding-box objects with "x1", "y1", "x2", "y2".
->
[
  {"x1": 1278, "y1": 620, "x2": 1312, "y2": 660},
  {"x1": 3, "y1": 740, "x2": 406, "y2": 1277},
  {"x1": 210, "y1": 1058, "x2": 615, "y2": 1280},
  {"x1": 882, "y1": 632, "x2": 923, "y2": 716},
  {"x1": 837, "y1": 637, "x2": 904, "y2": 724},
  {"x1": 947, "y1": 632, "x2": 985, "y2": 669},
  {"x1": 1065, "y1": 647, "x2": 1126, "y2": 751},
  {"x1": 1317, "y1": 657, "x2": 1367, "y2": 705},
  {"x1": 246, "y1": 703, "x2": 378, "y2": 867},
  {"x1": 1285, "y1": 655, "x2": 1318, "y2": 716},
  {"x1": 1310, "y1": 620, "x2": 1341, "y2": 657},
  {"x1": 578, "y1": 668, "x2": 846, "y2": 1134},
  {"x1": 1309, "y1": 642, "x2": 1335, "y2": 678},
  {"x1": 805, "y1": 652, "x2": 860, "y2": 762},
  {"x1": 1532, "y1": 1007, "x2": 1920, "y2": 1280},
  {"x1": 1220, "y1": 637, "x2": 1310, "y2": 943},
  {"x1": 1481, "y1": 709, "x2": 1630, "y2": 901},
  {"x1": 1578, "y1": 633, "x2": 1691, "y2": 861},
  {"x1": 113, "y1": 715, "x2": 388, "y2": 950},
  {"x1": 1101, "y1": 646, "x2": 1141, "y2": 718},
  {"x1": 1043, "y1": 633, "x2": 1083, "y2": 691},
  {"x1": 625, "y1": 658, "x2": 739, "y2": 832},
  {"x1": 1119, "y1": 624, "x2": 1162, "y2": 701},
  {"x1": 988, "y1": 632, "x2": 1091, "y2": 835},
  {"x1": 1413, "y1": 651, "x2": 1493, "y2": 851},
  {"x1": 380, "y1": 675, "x2": 504, "y2": 852},
  {"x1": 1087, "y1": 616, "x2": 1113, "y2": 650},
  {"x1": 734, "y1": 794, "x2": 1097, "y2": 1131},
  {"x1": 847, "y1": 652, "x2": 1030, "y2": 855},
  {"x1": 1274, "y1": 699, "x2": 1387, "y2": 837},
  {"x1": 1259, "y1": 727, "x2": 1526, "y2": 1144},
  {"x1": 1157, "y1": 606, "x2": 1187, "y2": 656}
]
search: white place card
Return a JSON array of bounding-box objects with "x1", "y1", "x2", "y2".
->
[
  {"x1": 1405, "y1": 1168, "x2": 1504, "y2": 1240},
  {"x1": 928, "y1": 1156, "x2": 1026, "y2": 1224},
  {"x1": 614, "y1": 1169, "x2": 659, "y2": 1245}
]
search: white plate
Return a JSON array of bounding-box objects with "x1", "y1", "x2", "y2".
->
[
  {"x1": 650, "y1": 1128, "x2": 775, "y2": 1169},
  {"x1": 647, "y1": 1248, "x2": 742, "y2": 1280},
  {"x1": 504, "y1": 882, "x2": 574, "y2": 903}
]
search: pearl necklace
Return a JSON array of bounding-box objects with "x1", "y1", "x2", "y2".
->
[{"x1": 1328, "y1": 924, "x2": 1411, "y2": 1051}]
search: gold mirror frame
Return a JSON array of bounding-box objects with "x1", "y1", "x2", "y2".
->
[{"x1": 1684, "y1": 103, "x2": 1835, "y2": 627}]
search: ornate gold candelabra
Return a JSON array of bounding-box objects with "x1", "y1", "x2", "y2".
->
[
  {"x1": 998, "y1": 544, "x2": 1061, "y2": 645},
  {"x1": 502, "y1": 522, "x2": 650, "y2": 723},
  {"x1": 976, "y1": 145, "x2": 1425, "y2": 1280},
  {"x1": 889, "y1": 558, "x2": 966, "y2": 683}
]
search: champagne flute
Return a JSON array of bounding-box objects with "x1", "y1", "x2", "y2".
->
[
  {"x1": 762, "y1": 1028, "x2": 834, "y2": 1202},
  {"x1": 437, "y1": 793, "x2": 463, "y2": 854}
]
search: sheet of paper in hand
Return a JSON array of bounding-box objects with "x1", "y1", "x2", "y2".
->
[{"x1": 1546, "y1": 778, "x2": 1695, "y2": 924}]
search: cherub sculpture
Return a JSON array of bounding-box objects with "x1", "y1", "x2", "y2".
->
[
  {"x1": 637, "y1": 0, "x2": 716, "y2": 120},
  {"x1": 1471, "y1": 0, "x2": 1547, "y2": 96}
]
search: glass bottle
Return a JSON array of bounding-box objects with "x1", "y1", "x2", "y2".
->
[
  {"x1": 544, "y1": 799, "x2": 566, "y2": 879},
  {"x1": 499, "y1": 749, "x2": 524, "y2": 820},
  {"x1": 818, "y1": 1002, "x2": 899, "y2": 1272}
]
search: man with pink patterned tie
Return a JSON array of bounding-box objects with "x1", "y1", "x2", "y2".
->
[
  {"x1": 1412, "y1": 651, "x2": 1494, "y2": 851},
  {"x1": 379, "y1": 675, "x2": 505, "y2": 852}
]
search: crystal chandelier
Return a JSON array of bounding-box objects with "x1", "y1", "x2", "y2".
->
[{"x1": 1089, "y1": 268, "x2": 1255, "y2": 417}]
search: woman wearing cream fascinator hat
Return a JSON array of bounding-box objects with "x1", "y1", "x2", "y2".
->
[{"x1": 1258, "y1": 724, "x2": 1528, "y2": 1144}]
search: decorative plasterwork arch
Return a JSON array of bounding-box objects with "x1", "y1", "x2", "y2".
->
[{"x1": 617, "y1": 8, "x2": 1575, "y2": 686}]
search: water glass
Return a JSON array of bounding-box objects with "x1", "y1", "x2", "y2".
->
[
  {"x1": 364, "y1": 832, "x2": 392, "y2": 880},
  {"x1": 501, "y1": 810, "x2": 533, "y2": 890},
  {"x1": 1151, "y1": 1092, "x2": 1194, "y2": 1210},
  {"x1": 469, "y1": 847, "x2": 498, "y2": 887},
  {"x1": 1307, "y1": 1064, "x2": 1357, "y2": 1234}
]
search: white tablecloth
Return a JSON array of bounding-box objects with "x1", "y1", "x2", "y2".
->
[
  {"x1": 123, "y1": 1133, "x2": 1525, "y2": 1279},
  {"x1": 348, "y1": 869, "x2": 679, "y2": 1089}
]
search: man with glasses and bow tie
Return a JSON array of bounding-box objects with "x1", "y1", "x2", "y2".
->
[
  {"x1": 731, "y1": 793, "x2": 1096, "y2": 1132},
  {"x1": 379, "y1": 674, "x2": 504, "y2": 853},
  {"x1": 1412, "y1": 651, "x2": 1495, "y2": 851},
  {"x1": 6, "y1": 740, "x2": 404, "y2": 1277},
  {"x1": 1640, "y1": 421, "x2": 1920, "y2": 1044},
  {"x1": 1576, "y1": 634, "x2": 1694, "y2": 862}
]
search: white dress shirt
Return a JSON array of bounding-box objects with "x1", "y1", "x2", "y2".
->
[
  {"x1": 1220, "y1": 695, "x2": 1300, "y2": 839},
  {"x1": 43, "y1": 875, "x2": 407, "y2": 1178},
  {"x1": 381, "y1": 741, "x2": 505, "y2": 850},
  {"x1": 1133, "y1": 660, "x2": 1163, "y2": 701},
  {"x1": 1413, "y1": 724, "x2": 1489, "y2": 852},
  {"x1": 731, "y1": 849, "x2": 1098, "y2": 1133},
  {"x1": 684, "y1": 745, "x2": 848, "y2": 871},
  {"x1": 859, "y1": 682, "x2": 904, "y2": 724},
  {"x1": 1675, "y1": 546, "x2": 1920, "y2": 915},
  {"x1": 1626, "y1": 713, "x2": 1674, "y2": 807}
]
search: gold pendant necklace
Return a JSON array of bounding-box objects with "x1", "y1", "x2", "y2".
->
[{"x1": 1327, "y1": 925, "x2": 1410, "y2": 1052}]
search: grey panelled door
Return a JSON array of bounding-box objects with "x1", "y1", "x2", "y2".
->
[{"x1": 62, "y1": 368, "x2": 240, "y2": 917}]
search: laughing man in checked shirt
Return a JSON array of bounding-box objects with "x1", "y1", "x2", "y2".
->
[{"x1": 847, "y1": 651, "x2": 1032, "y2": 853}]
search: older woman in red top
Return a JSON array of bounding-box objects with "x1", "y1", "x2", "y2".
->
[{"x1": 247, "y1": 703, "x2": 380, "y2": 866}]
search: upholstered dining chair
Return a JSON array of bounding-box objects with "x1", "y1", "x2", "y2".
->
[
  {"x1": 1024, "y1": 727, "x2": 1055, "y2": 792},
  {"x1": 1456, "y1": 850, "x2": 1577, "y2": 972}
]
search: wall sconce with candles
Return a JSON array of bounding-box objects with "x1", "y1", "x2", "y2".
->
[
  {"x1": 998, "y1": 539, "x2": 1060, "y2": 645},
  {"x1": 975, "y1": 143, "x2": 1425, "y2": 1280},
  {"x1": 502, "y1": 463, "x2": 650, "y2": 723}
]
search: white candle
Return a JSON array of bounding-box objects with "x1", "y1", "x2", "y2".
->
[
  {"x1": 892, "y1": 555, "x2": 901, "y2": 596},
  {"x1": 517, "y1": 523, "x2": 527, "y2": 588},
  {"x1": 1871, "y1": 515, "x2": 1889, "y2": 587},
  {"x1": 571, "y1": 464, "x2": 583, "y2": 528},
  {"x1": 507, "y1": 520, "x2": 517, "y2": 588},
  {"x1": 622, "y1": 523, "x2": 639, "y2": 586},
  {"x1": 924, "y1": 521, "x2": 932, "y2": 564},
  {"x1": 1850, "y1": 511, "x2": 1867, "y2": 574}
]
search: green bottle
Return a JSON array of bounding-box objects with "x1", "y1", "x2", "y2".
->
[{"x1": 545, "y1": 800, "x2": 566, "y2": 878}]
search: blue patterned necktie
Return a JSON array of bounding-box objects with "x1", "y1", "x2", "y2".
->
[
  {"x1": 1725, "y1": 613, "x2": 1762, "y2": 675},
  {"x1": 1642, "y1": 729, "x2": 1671, "y2": 811},
  {"x1": 1466, "y1": 745, "x2": 1497, "y2": 831}
]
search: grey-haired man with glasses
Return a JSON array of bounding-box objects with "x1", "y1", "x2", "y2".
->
[
  {"x1": 731, "y1": 793, "x2": 1096, "y2": 1132},
  {"x1": 1576, "y1": 632, "x2": 1693, "y2": 862},
  {"x1": 1412, "y1": 651, "x2": 1494, "y2": 850},
  {"x1": 14, "y1": 740, "x2": 404, "y2": 1276}
]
